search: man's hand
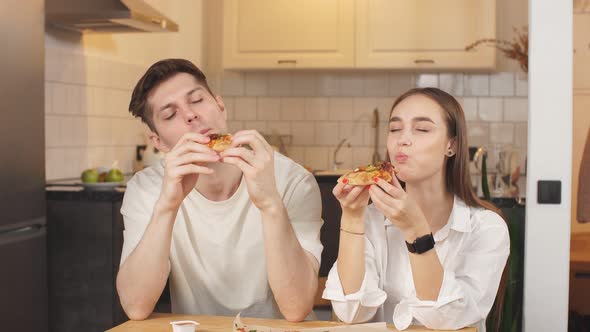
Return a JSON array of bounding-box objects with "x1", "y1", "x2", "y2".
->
[
  {"x1": 220, "y1": 130, "x2": 281, "y2": 211},
  {"x1": 158, "y1": 132, "x2": 220, "y2": 211}
]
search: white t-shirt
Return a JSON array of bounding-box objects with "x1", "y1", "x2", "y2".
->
[
  {"x1": 322, "y1": 197, "x2": 509, "y2": 332},
  {"x1": 120, "y1": 152, "x2": 323, "y2": 318}
]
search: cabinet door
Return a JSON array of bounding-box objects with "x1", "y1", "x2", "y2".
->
[
  {"x1": 223, "y1": 0, "x2": 354, "y2": 69},
  {"x1": 574, "y1": 14, "x2": 590, "y2": 92},
  {"x1": 356, "y1": 0, "x2": 496, "y2": 70}
]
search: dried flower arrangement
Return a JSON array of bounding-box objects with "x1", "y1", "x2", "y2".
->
[{"x1": 465, "y1": 26, "x2": 528, "y2": 73}]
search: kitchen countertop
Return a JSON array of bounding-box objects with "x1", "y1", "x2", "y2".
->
[{"x1": 106, "y1": 313, "x2": 477, "y2": 332}]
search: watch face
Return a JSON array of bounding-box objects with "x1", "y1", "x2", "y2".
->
[{"x1": 407, "y1": 233, "x2": 435, "y2": 254}]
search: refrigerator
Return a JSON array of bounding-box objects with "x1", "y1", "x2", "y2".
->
[{"x1": 0, "y1": 0, "x2": 48, "y2": 331}]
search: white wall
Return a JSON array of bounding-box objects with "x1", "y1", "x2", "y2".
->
[
  {"x1": 44, "y1": 0, "x2": 204, "y2": 180},
  {"x1": 523, "y1": 0, "x2": 572, "y2": 330}
]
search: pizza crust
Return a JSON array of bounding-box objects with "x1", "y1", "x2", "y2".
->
[{"x1": 338, "y1": 161, "x2": 395, "y2": 186}]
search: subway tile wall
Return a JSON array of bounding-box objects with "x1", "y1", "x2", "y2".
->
[
  {"x1": 45, "y1": 48, "x2": 147, "y2": 180},
  {"x1": 214, "y1": 71, "x2": 529, "y2": 173},
  {"x1": 45, "y1": 46, "x2": 528, "y2": 183}
]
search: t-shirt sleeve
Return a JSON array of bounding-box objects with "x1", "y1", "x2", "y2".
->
[
  {"x1": 119, "y1": 176, "x2": 155, "y2": 265},
  {"x1": 283, "y1": 172, "x2": 324, "y2": 267}
]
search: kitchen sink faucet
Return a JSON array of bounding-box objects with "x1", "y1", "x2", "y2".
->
[{"x1": 333, "y1": 138, "x2": 351, "y2": 170}]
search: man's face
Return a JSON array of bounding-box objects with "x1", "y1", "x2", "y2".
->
[{"x1": 147, "y1": 73, "x2": 228, "y2": 152}]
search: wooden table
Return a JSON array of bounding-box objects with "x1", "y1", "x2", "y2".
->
[{"x1": 106, "y1": 313, "x2": 477, "y2": 332}]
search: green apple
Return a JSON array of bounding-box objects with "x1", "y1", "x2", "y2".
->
[
  {"x1": 81, "y1": 168, "x2": 99, "y2": 183},
  {"x1": 105, "y1": 168, "x2": 124, "y2": 182}
]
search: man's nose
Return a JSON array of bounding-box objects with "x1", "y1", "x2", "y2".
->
[{"x1": 180, "y1": 105, "x2": 198, "y2": 124}]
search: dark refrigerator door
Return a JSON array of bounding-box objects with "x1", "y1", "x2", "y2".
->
[
  {"x1": 0, "y1": 0, "x2": 45, "y2": 228},
  {"x1": 0, "y1": 221, "x2": 48, "y2": 332}
]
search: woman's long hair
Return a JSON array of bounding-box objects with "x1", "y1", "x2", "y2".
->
[{"x1": 387, "y1": 88, "x2": 508, "y2": 331}]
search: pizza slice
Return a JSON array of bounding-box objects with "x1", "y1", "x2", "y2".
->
[
  {"x1": 207, "y1": 133, "x2": 233, "y2": 152},
  {"x1": 338, "y1": 161, "x2": 395, "y2": 186}
]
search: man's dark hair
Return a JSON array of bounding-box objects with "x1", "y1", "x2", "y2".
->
[{"x1": 129, "y1": 58, "x2": 214, "y2": 133}]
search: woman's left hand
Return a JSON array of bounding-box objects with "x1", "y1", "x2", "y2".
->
[{"x1": 369, "y1": 175, "x2": 431, "y2": 242}]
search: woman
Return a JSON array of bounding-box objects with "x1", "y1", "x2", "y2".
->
[{"x1": 322, "y1": 88, "x2": 509, "y2": 331}]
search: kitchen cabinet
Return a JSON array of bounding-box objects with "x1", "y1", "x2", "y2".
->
[
  {"x1": 223, "y1": 0, "x2": 355, "y2": 69},
  {"x1": 574, "y1": 14, "x2": 590, "y2": 92},
  {"x1": 356, "y1": 0, "x2": 496, "y2": 69},
  {"x1": 47, "y1": 189, "x2": 127, "y2": 332},
  {"x1": 223, "y1": 0, "x2": 495, "y2": 70},
  {"x1": 46, "y1": 186, "x2": 172, "y2": 331}
]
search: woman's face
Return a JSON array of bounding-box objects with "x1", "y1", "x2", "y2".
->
[{"x1": 387, "y1": 94, "x2": 454, "y2": 184}]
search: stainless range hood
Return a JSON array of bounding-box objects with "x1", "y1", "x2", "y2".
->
[{"x1": 46, "y1": 0, "x2": 179, "y2": 33}]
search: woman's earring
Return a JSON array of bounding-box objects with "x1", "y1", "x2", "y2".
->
[{"x1": 446, "y1": 150, "x2": 454, "y2": 157}]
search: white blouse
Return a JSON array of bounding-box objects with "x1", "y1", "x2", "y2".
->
[{"x1": 322, "y1": 197, "x2": 509, "y2": 332}]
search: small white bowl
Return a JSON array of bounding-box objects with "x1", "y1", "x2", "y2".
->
[{"x1": 170, "y1": 320, "x2": 200, "y2": 332}]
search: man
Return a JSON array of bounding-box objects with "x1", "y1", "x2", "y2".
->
[{"x1": 116, "y1": 59, "x2": 323, "y2": 322}]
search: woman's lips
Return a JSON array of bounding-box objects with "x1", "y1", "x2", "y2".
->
[{"x1": 394, "y1": 153, "x2": 408, "y2": 162}]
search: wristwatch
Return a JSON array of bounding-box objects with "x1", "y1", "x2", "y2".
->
[{"x1": 405, "y1": 233, "x2": 435, "y2": 254}]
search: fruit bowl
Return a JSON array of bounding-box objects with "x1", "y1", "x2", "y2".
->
[{"x1": 80, "y1": 166, "x2": 125, "y2": 190}]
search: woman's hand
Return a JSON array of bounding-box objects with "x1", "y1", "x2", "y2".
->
[
  {"x1": 369, "y1": 175, "x2": 431, "y2": 242},
  {"x1": 333, "y1": 182, "x2": 371, "y2": 219}
]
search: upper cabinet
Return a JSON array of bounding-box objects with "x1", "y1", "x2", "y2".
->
[
  {"x1": 222, "y1": 0, "x2": 355, "y2": 69},
  {"x1": 356, "y1": 0, "x2": 496, "y2": 69},
  {"x1": 222, "y1": 0, "x2": 496, "y2": 70}
]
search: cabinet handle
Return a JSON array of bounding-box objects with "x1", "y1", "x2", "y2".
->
[
  {"x1": 277, "y1": 59, "x2": 297, "y2": 65},
  {"x1": 414, "y1": 59, "x2": 435, "y2": 64}
]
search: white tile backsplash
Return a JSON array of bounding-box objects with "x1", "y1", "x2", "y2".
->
[
  {"x1": 389, "y1": 73, "x2": 412, "y2": 96},
  {"x1": 328, "y1": 98, "x2": 353, "y2": 121},
  {"x1": 234, "y1": 97, "x2": 257, "y2": 120},
  {"x1": 364, "y1": 73, "x2": 389, "y2": 96},
  {"x1": 489, "y1": 123, "x2": 514, "y2": 144},
  {"x1": 478, "y1": 98, "x2": 503, "y2": 122},
  {"x1": 338, "y1": 122, "x2": 365, "y2": 147},
  {"x1": 257, "y1": 97, "x2": 281, "y2": 121},
  {"x1": 266, "y1": 121, "x2": 291, "y2": 135},
  {"x1": 244, "y1": 72, "x2": 268, "y2": 96},
  {"x1": 340, "y1": 73, "x2": 365, "y2": 97},
  {"x1": 280, "y1": 97, "x2": 305, "y2": 121},
  {"x1": 45, "y1": 44, "x2": 529, "y2": 179},
  {"x1": 291, "y1": 121, "x2": 315, "y2": 145},
  {"x1": 244, "y1": 120, "x2": 267, "y2": 133},
  {"x1": 353, "y1": 98, "x2": 377, "y2": 122},
  {"x1": 504, "y1": 98, "x2": 528, "y2": 122},
  {"x1": 304, "y1": 98, "x2": 329, "y2": 121},
  {"x1": 460, "y1": 98, "x2": 478, "y2": 121},
  {"x1": 317, "y1": 74, "x2": 340, "y2": 97},
  {"x1": 516, "y1": 74, "x2": 528, "y2": 96},
  {"x1": 439, "y1": 74, "x2": 464, "y2": 96},
  {"x1": 464, "y1": 74, "x2": 490, "y2": 96},
  {"x1": 304, "y1": 147, "x2": 329, "y2": 170},
  {"x1": 221, "y1": 71, "x2": 245, "y2": 96},
  {"x1": 315, "y1": 122, "x2": 340, "y2": 146},
  {"x1": 291, "y1": 73, "x2": 317, "y2": 97},
  {"x1": 268, "y1": 72, "x2": 292, "y2": 97},
  {"x1": 415, "y1": 74, "x2": 439, "y2": 88},
  {"x1": 490, "y1": 72, "x2": 515, "y2": 96}
]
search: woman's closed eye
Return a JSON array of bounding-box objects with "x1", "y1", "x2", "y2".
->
[{"x1": 190, "y1": 98, "x2": 203, "y2": 104}]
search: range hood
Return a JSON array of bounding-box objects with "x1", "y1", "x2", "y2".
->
[{"x1": 46, "y1": 0, "x2": 179, "y2": 33}]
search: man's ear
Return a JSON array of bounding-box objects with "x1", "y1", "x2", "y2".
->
[
  {"x1": 149, "y1": 131, "x2": 170, "y2": 153},
  {"x1": 215, "y1": 95, "x2": 228, "y2": 121}
]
